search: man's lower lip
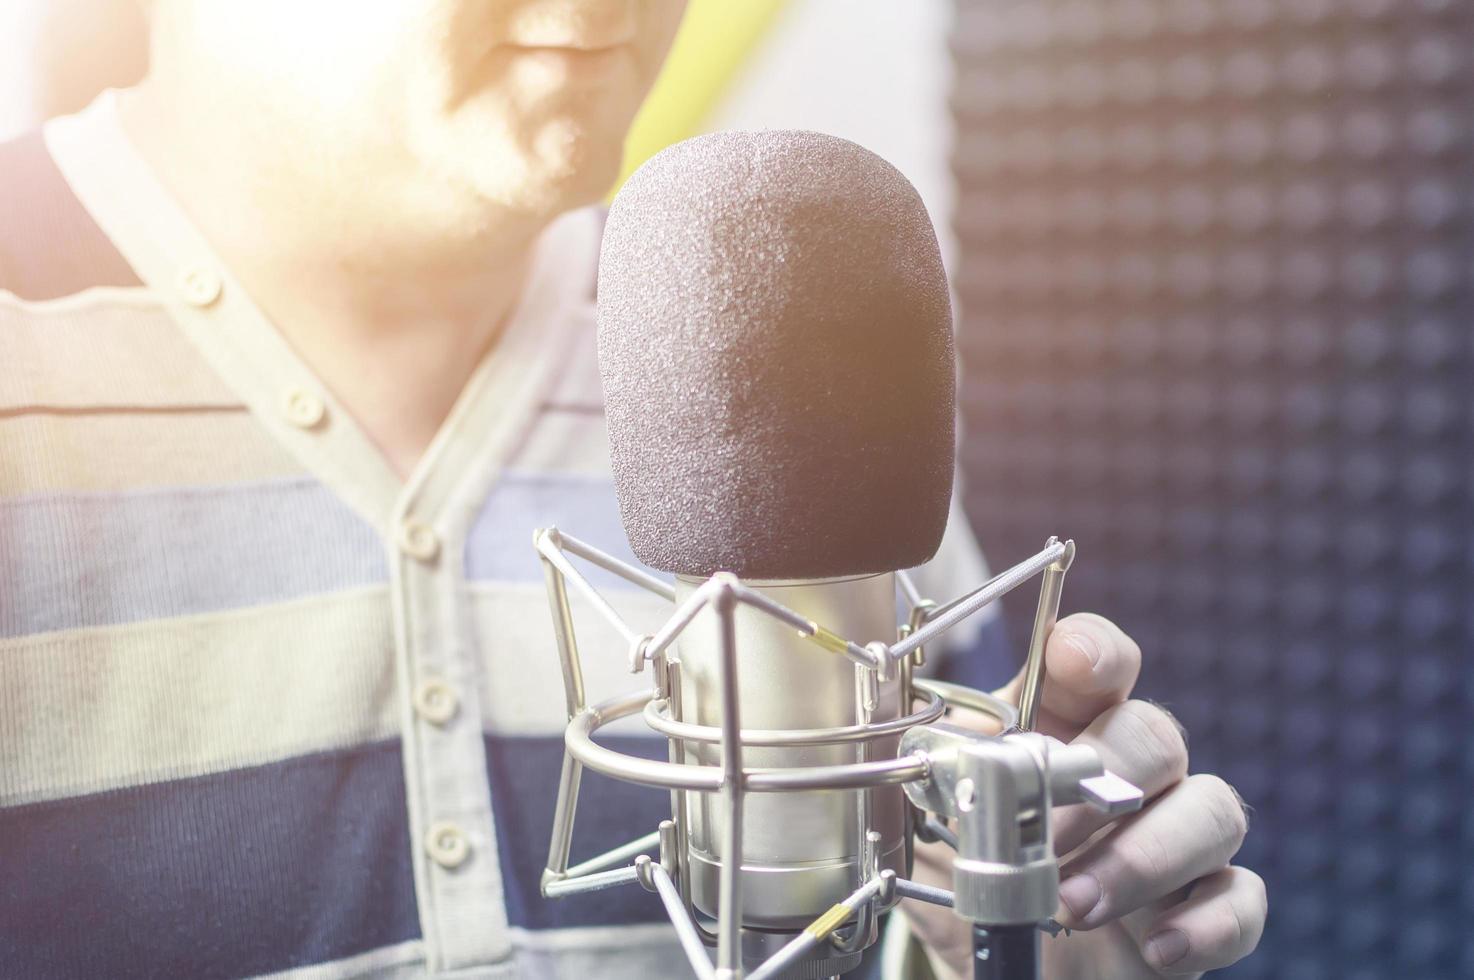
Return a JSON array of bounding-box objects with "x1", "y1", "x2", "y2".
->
[
  {"x1": 503, "y1": 45, "x2": 630, "y2": 74},
  {"x1": 510, "y1": 43, "x2": 630, "y2": 55}
]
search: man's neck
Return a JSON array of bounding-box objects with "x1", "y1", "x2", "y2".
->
[{"x1": 117, "y1": 82, "x2": 550, "y2": 480}]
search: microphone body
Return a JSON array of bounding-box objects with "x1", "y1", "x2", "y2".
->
[{"x1": 674, "y1": 573, "x2": 906, "y2": 930}]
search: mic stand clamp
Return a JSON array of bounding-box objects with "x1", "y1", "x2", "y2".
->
[{"x1": 899, "y1": 726, "x2": 1144, "y2": 980}]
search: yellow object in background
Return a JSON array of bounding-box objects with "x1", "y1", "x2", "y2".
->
[{"x1": 614, "y1": 0, "x2": 789, "y2": 193}]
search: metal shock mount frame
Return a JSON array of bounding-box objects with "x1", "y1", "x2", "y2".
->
[{"x1": 532, "y1": 528, "x2": 1143, "y2": 980}]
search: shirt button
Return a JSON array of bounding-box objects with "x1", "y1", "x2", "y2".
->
[
  {"x1": 176, "y1": 266, "x2": 222, "y2": 307},
  {"x1": 398, "y1": 518, "x2": 440, "y2": 562},
  {"x1": 414, "y1": 679, "x2": 459, "y2": 725},
  {"x1": 425, "y1": 822, "x2": 470, "y2": 869},
  {"x1": 281, "y1": 388, "x2": 327, "y2": 429}
]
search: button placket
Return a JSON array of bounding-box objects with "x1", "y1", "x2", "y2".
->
[
  {"x1": 372, "y1": 213, "x2": 598, "y2": 973},
  {"x1": 396, "y1": 498, "x2": 510, "y2": 969},
  {"x1": 398, "y1": 518, "x2": 441, "y2": 562},
  {"x1": 176, "y1": 266, "x2": 223, "y2": 307},
  {"x1": 424, "y1": 821, "x2": 471, "y2": 869},
  {"x1": 281, "y1": 388, "x2": 327, "y2": 429},
  {"x1": 414, "y1": 678, "x2": 459, "y2": 725}
]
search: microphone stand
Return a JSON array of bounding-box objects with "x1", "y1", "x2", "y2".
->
[
  {"x1": 903, "y1": 545, "x2": 1140, "y2": 980},
  {"x1": 899, "y1": 726, "x2": 1142, "y2": 980},
  {"x1": 971, "y1": 925, "x2": 1039, "y2": 980},
  {"x1": 977, "y1": 548, "x2": 1060, "y2": 980}
]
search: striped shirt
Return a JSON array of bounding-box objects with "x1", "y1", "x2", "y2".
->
[{"x1": 0, "y1": 92, "x2": 1007, "y2": 979}]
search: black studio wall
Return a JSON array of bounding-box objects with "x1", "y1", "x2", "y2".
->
[{"x1": 951, "y1": 2, "x2": 1474, "y2": 976}]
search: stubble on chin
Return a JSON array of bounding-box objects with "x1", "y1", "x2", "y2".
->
[{"x1": 403, "y1": 45, "x2": 633, "y2": 220}]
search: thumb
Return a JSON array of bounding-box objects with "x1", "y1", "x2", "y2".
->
[{"x1": 994, "y1": 612, "x2": 1141, "y2": 736}]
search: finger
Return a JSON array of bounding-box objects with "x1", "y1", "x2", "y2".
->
[
  {"x1": 1055, "y1": 774, "x2": 1249, "y2": 932},
  {"x1": 1053, "y1": 699, "x2": 1190, "y2": 856},
  {"x1": 996, "y1": 613, "x2": 1141, "y2": 734},
  {"x1": 1138, "y1": 866, "x2": 1268, "y2": 975}
]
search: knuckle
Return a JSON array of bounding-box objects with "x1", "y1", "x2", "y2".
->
[
  {"x1": 1227, "y1": 893, "x2": 1246, "y2": 951},
  {"x1": 1190, "y1": 774, "x2": 1249, "y2": 849},
  {"x1": 1118, "y1": 699, "x2": 1189, "y2": 780},
  {"x1": 1222, "y1": 868, "x2": 1268, "y2": 958},
  {"x1": 1115, "y1": 825, "x2": 1172, "y2": 887},
  {"x1": 1241, "y1": 867, "x2": 1269, "y2": 924},
  {"x1": 1146, "y1": 699, "x2": 1191, "y2": 752}
]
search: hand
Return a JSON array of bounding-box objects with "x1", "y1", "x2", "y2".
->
[{"x1": 905, "y1": 613, "x2": 1267, "y2": 978}]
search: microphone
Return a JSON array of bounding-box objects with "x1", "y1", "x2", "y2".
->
[
  {"x1": 536, "y1": 127, "x2": 1141, "y2": 980},
  {"x1": 597, "y1": 130, "x2": 955, "y2": 973}
]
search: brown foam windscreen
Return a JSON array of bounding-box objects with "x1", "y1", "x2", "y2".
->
[{"x1": 598, "y1": 131, "x2": 956, "y2": 580}]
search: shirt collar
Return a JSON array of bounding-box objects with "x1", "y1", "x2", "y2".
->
[{"x1": 43, "y1": 90, "x2": 601, "y2": 536}]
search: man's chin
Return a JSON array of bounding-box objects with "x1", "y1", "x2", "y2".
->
[
  {"x1": 409, "y1": 108, "x2": 628, "y2": 220},
  {"x1": 483, "y1": 139, "x2": 623, "y2": 217}
]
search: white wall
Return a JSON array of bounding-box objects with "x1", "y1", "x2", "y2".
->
[
  {"x1": 0, "y1": 2, "x2": 40, "y2": 140},
  {"x1": 706, "y1": 0, "x2": 957, "y2": 272}
]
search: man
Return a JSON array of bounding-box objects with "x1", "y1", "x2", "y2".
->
[{"x1": 0, "y1": 1, "x2": 1265, "y2": 977}]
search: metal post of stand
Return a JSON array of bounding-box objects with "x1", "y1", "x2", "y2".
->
[
  {"x1": 900, "y1": 726, "x2": 1143, "y2": 980},
  {"x1": 972, "y1": 924, "x2": 1039, "y2": 980}
]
